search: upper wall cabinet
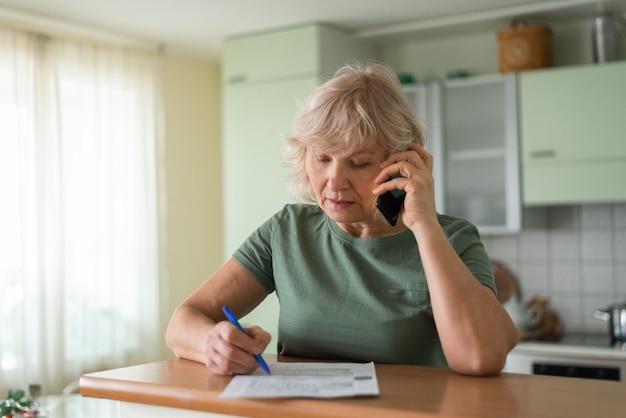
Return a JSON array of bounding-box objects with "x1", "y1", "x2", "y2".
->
[
  {"x1": 404, "y1": 74, "x2": 521, "y2": 234},
  {"x1": 443, "y1": 75, "x2": 521, "y2": 234},
  {"x1": 223, "y1": 26, "x2": 321, "y2": 84},
  {"x1": 222, "y1": 25, "x2": 375, "y2": 85},
  {"x1": 520, "y1": 61, "x2": 626, "y2": 205}
]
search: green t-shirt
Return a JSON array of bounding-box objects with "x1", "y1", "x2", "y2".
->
[{"x1": 233, "y1": 204, "x2": 495, "y2": 367}]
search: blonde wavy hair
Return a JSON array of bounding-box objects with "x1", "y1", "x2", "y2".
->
[{"x1": 283, "y1": 61, "x2": 426, "y2": 202}]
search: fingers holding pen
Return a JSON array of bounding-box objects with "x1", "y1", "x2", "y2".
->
[{"x1": 204, "y1": 321, "x2": 270, "y2": 375}]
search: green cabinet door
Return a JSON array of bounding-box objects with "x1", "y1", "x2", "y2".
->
[
  {"x1": 223, "y1": 25, "x2": 321, "y2": 85},
  {"x1": 223, "y1": 24, "x2": 376, "y2": 85},
  {"x1": 222, "y1": 77, "x2": 318, "y2": 255},
  {"x1": 520, "y1": 61, "x2": 626, "y2": 205}
]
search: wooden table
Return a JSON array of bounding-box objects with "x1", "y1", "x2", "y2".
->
[{"x1": 79, "y1": 355, "x2": 626, "y2": 418}]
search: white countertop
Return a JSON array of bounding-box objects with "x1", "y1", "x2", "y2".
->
[
  {"x1": 512, "y1": 340, "x2": 626, "y2": 361},
  {"x1": 505, "y1": 334, "x2": 626, "y2": 378}
]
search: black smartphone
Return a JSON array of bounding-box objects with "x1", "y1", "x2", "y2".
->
[{"x1": 375, "y1": 174, "x2": 406, "y2": 226}]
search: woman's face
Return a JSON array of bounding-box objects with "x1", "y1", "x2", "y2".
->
[{"x1": 305, "y1": 144, "x2": 384, "y2": 225}]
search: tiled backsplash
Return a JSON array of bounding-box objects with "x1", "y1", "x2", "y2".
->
[{"x1": 482, "y1": 203, "x2": 626, "y2": 333}]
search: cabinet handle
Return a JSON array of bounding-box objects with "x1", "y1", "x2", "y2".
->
[
  {"x1": 529, "y1": 149, "x2": 556, "y2": 159},
  {"x1": 228, "y1": 75, "x2": 247, "y2": 84}
]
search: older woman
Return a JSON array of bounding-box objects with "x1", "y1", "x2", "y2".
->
[{"x1": 165, "y1": 61, "x2": 518, "y2": 376}]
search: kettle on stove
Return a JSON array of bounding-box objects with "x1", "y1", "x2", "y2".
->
[{"x1": 594, "y1": 302, "x2": 626, "y2": 344}]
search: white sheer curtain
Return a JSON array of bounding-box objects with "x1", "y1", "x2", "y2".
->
[{"x1": 0, "y1": 27, "x2": 163, "y2": 395}]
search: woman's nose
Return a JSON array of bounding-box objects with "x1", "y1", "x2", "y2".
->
[{"x1": 327, "y1": 165, "x2": 349, "y2": 191}]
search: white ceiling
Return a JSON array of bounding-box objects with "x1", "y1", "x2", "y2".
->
[{"x1": 0, "y1": 0, "x2": 624, "y2": 61}]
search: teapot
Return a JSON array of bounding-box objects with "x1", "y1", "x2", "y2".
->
[{"x1": 503, "y1": 297, "x2": 544, "y2": 331}]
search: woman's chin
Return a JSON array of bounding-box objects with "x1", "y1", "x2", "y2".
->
[{"x1": 323, "y1": 208, "x2": 375, "y2": 225}]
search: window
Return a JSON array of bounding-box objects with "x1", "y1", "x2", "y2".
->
[{"x1": 0, "y1": 28, "x2": 163, "y2": 395}]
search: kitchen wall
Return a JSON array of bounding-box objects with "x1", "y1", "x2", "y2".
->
[
  {"x1": 159, "y1": 55, "x2": 222, "y2": 359},
  {"x1": 483, "y1": 203, "x2": 626, "y2": 333},
  {"x1": 379, "y1": 17, "x2": 625, "y2": 334},
  {"x1": 381, "y1": 19, "x2": 597, "y2": 85}
]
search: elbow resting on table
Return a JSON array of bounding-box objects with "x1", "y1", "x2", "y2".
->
[
  {"x1": 164, "y1": 306, "x2": 204, "y2": 364},
  {"x1": 165, "y1": 325, "x2": 183, "y2": 360},
  {"x1": 447, "y1": 334, "x2": 520, "y2": 376},
  {"x1": 450, "y1": 353, "x2": 508, "y2": 377}
]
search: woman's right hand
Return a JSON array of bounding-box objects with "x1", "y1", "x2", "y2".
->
[
  {"x1": 204, "y1": 320, "x2": 271, "y2": 375},
  {"x1": 165, "y1": 258, "x2": 271, "y2": 373}
]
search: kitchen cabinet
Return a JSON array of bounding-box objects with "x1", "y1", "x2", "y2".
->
[
  {"x1": 404, "y1": 74, "x2": 521, "y2": 234},
  {"x1": 222, "y1": 25, "x2": 376, "y2": 344},
  {"x1": 223, "y1": 26, "x2": 322, "y2": 84},
  {"x1": 223, "y1": 25, "x2": 375, "y2": 85},
  {"x1": 520, "y1": 61, "x2": 626, "y2": 205}
]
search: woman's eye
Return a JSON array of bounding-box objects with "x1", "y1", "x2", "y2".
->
[{"x1": 351, "y1": 161, "x2": 370, "y2": 168}]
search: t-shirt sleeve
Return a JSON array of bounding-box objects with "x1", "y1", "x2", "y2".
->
[
  {"x1": 232, "y1": 207, "x2": 287, "y2": 293},
  {"x1": 444, "y1": 217, "x2": 496, "y2": 295}
]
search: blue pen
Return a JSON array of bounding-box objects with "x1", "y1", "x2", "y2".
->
[{"x1": 222, "y1": 305, "x2": 271, "y2": 375}]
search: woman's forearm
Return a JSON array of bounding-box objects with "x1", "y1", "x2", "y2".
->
[{"x1": 415, "y1": 224, "x2": 519, "y2": 375}]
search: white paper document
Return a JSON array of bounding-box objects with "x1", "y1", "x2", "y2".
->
[{"x1": 219, "y1": 361, "x2": 380, "y2": 399}]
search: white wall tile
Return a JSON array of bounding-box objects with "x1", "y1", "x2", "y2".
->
[
  {"x1": 548, "y1": 231, "x2": 579, "y2": 260},
  {"x1": 518, "y1": 263, "x2": 549, "y2": 297},
  {"x1": 581, "y1": 263, "x2": 614, "y2": 293},
  {"x1": 613, "y1": 230, "x2": 626, "y2": 261},
  {"x1": 615, "y1": 263, "x2": 626, "y2": 297},
  {"x1": 485, "y1": 235, "x2": 518, "y2": 260},
  {"x1": 520, "y1": 231, "x2": 548, "y2": 260},
  {"x1": 580, "y1": 204, "x2": 612, "y2": 227},
  {"x1": 487, "y1": 203, "x2": 626, "y2": 334},
  {"x1": 580, "y1": 230, "x2": 613, "y2": 260},
  {"x1": 613, "y1": 203, "x2": 626, "y2": 227},
  {"x1": 550, "y1": 262, "x2": 581, "y2": 293}
]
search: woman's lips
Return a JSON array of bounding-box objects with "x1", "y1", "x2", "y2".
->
[{"x1": 327, "y1": 198, "x2": 353, "y2": 209}]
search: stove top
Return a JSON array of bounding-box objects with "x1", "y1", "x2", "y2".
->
[
  {"x1": 558, "y1": 332, "x2": 625, "y2": 350},
  {"x1": 508, "y1": 332, "x2": 626, "y2": 381}
]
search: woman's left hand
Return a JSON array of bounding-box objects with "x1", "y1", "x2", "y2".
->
[{"x1": 373, "y1": 143, "x2": 437, "y2": 231}]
